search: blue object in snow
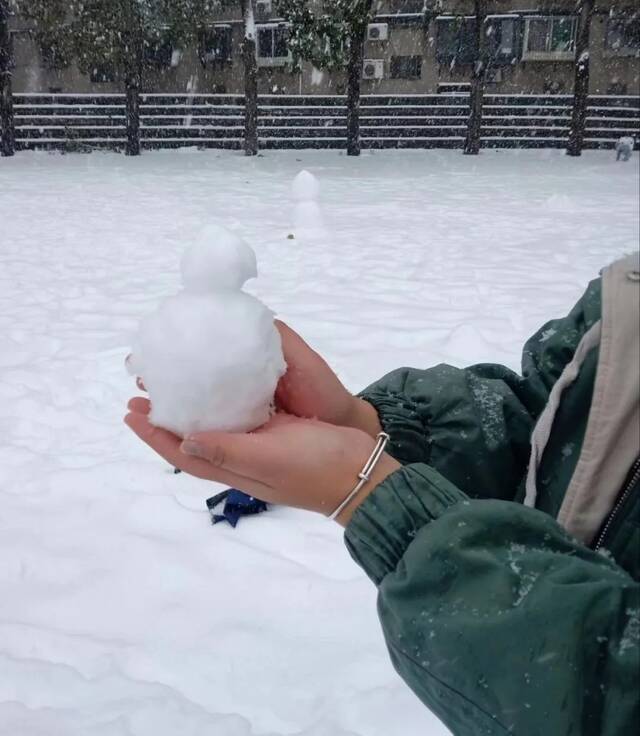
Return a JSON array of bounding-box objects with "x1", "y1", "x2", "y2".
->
[{"x1": 206, "y1": 489, "x2": 268, "y2": 528}]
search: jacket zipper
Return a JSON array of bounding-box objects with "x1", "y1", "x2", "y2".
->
[{"x1": 594, "y1": 456, "x2": 640, "y2": 551}]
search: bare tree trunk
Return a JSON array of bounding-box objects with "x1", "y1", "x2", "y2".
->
[
  {"x1": 463, "y1": 0, "x2": 487, "y2": 155},
  {"x1": 567, "y1": 0, "x2": 595, "y2": 157},
  {"x1": 345, "y1": 2, "x2": 373, "y2": 156},
  {"x1": 346, "y1": 26, "x2": 366, "y2": 157},
  {"x1": 241, "y1": 0, "x2": 258, "y2": 156},
  {"x1": 124, "y1": 0, "x2": 142, "y2": 156},
  {"x1": 0, "y1": 0, "x2": 15, "y2": 157}
]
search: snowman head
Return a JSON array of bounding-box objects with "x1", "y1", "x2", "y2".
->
[{"x1": 181, "y1": 224, "x2": 257, "y2": 293}]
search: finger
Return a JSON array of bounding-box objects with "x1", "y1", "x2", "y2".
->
[
  {"x1": 257, "y1": 412, "x2": 299, "y2": 430},
  {"x1": 182, "y1": 418, "x2": 296, "y2": 480},
  {"x1": 128, "y1": 396, "x2": 151, "y2": 414},
  {"x1": 275, "y1": 320, "x2": 334, "y2": 378},
  {"x1": 125, "y1": 412, "x2": 273, "y2": 496},
  {"x1": 274, "y1": 371, "x2": 296, "y2": 414},
  {"x1": 275, "y1": 320, "x2": 310, "y2": 360}
]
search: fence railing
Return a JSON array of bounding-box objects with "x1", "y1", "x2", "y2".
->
[{"x1": 11, "y1": 93, "x2": 640, "y2": 151}]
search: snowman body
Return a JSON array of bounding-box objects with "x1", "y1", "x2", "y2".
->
[
  {"x1": 291, "y1": 170, "x2": 324, "y2": 239},
  {"x1": 129, "y1": 226, "x2": 286, "y2": 436}
]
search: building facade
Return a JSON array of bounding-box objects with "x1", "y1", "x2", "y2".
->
[{"x1": 8, "y1": 0, "x2": 640, "y2": 96}]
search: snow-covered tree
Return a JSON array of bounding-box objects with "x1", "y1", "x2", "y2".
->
[
  {"x1": 74, "y1": 1, "x2": 147, "y2": 155},
  {"x1": 11, "y1": 0, "x2": 74, "y2": 69},
  {"x1": 13, "y1": 0, "x2": 146, "y2": 154},
  {"x1": 0, "y1": 0, "x2": 15, "y2": 156},
  {"x1": 161, "y1": 0, "x2": 258, "y2": 155},
  {"x1": 156, "y1": 0, "x2": 223, "y2": 52},
  {"x1": 567, "y1": 0, "x2": 595, "y2": 157},
  {"x1": 277, "y1": 0, "x2": 376, "y2": 156}
]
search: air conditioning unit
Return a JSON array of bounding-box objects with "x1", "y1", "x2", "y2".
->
[
  {"x1": 367, "y1": 23, "x2": 389, "y2": 42},
  {"x1": 363, "y1": 59, "x2": 384, "y2": 80},
  {"x1": 255, "y1": 0, "x2": 272, "y2": 19}
]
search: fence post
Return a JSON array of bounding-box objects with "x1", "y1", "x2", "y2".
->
[
  {"x1": 567, "y1": 0, "x2": 595, "y2": 157},
  {"x1": 0, "y1": 0, "x2": 15, "y2": 157},
  {"x1": 463, "y1": 0, "x2": 487, "y2": 155},
  {"x1": 125, "y1": 83, "x2": 140, "y2": 155}
]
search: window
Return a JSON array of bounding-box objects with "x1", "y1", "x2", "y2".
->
[
  {"x1": 199, "y1": 25, "x2": 233, "y2": 66},
  {"x1": 543, "y1": 78, "x2": 565, "y2": 93},
  {"x1": 485, "y1": 16, "x2": 520, "y2": 65},
  {"x1": 144, "y1": 37, "x2": 174, "y2": 68},
  {"x1": 90, "y1": 64, "x2": 117, "y2": 83},
  {"x1": 607, "y1": 81, "x2": 628, "y2": 95},
  {"x1": 39, "y1": 39, "x2": 71, "y2": 70},
  {"x1": 436, "y1": 17, "x2": 477, "y2": 66},
  {"x1": 605, "y1": 15, "x2": 640, "y2": 55},
  {"x1": 523, "y1": 16, "x2": 576, "y2": 60},
  {"x1": 256, "y1": 24, "x2": 290, "y2": 66},
  {"x1": 390, "y1": 55, "x2": 422, "y2": 79}
]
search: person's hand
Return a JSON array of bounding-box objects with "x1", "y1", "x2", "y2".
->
[
  {"x1": 275, "y1": 321, "x2": 382, "y2": 437},
  {"x1": 125, "y1": 398, "x2": 400, "y2": 526}
]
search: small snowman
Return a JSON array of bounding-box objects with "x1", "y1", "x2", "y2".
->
[
  {"x1": 127, "y1": 225, "x2": 286, "y2": 437},
  {"x1": 615, "y1": 135, "x2": 635, "y2": 162},
  {"x1": 290, "y1": 170, "x2": 324, "y2": 241}
]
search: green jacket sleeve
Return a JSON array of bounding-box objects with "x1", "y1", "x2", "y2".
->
[
  {"x1": 345, "y1": 465, "x2": 639, "y2": 736},
  {"x1": 359, "y1": 278, "x2": 601, "y2": 503}
]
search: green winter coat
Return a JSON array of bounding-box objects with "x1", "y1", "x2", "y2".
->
[{"x1": 345, "y1": 264, "x2": 640, "y2": 736}]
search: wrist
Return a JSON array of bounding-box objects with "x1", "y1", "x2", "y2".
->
[
  {"x1": 343, "y1": 397, "x2": 383, "y2": 438},
  {"x1": 333, "y1": 452, "x2": 401, "y2": 527}
]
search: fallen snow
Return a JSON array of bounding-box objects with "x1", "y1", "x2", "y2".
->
[{"x1": 0, "y1": 149, "x2": 638, "y2": 736}]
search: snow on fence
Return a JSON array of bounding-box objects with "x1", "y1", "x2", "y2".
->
[{"x1": 11, "y1": 93, "x2": 640, "y2": 152}]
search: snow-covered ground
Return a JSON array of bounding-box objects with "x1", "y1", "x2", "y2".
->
[{"x1": 0, "y1": 149, "x2": 638, "y2": 736}]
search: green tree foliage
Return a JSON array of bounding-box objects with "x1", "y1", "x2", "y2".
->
[
  {"x1": 73, "y1": 1, "x2": 143, "y2": 79},
  {"x1": 276, "y1": 0, "x2": 376, "y2": 72},
  {"x1": 155, "y1": 0, "x2": 222, "y2": 48},
  {"x1": 10, "y1": 0, "x2": 75, "y2": 69},
  {"x1": 12, "y1": 1, "x2": 226, "y2": 76}
]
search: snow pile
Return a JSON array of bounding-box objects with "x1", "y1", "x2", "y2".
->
[{"x1": 128, "y1": 225, "x2": 285, "y2": 436}]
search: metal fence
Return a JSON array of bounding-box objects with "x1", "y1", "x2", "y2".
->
[{"x1": 12, "y1": 92, "x2": 640, "y2": 151}]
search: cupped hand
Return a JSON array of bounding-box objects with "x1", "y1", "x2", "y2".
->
[
  {"x1": 125, "y1": 397, "x2": 399, "y2": 526},
  {"x1": 275, "y1": 321, "x2": 382, "y2": 437}
]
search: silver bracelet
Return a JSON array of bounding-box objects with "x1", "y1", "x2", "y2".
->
[{"x1": 327, "y1": 432, "x2": 390, "y2": 521}]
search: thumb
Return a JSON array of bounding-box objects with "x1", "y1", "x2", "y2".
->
[{"x1": 180, "y1": 429, "x2": 275, "y2": 480}]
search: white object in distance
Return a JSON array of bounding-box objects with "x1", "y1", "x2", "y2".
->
[{"x1": 291, "y1": 169, "x2": 320, "y2": 202}]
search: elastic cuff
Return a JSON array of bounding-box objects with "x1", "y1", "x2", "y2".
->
[
  {"x1": 359, "y1": 390, "x2": 430, "y2": 465},
  {"x1": 344, "y1": 464, "x2": 468, "y2": 585}
]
